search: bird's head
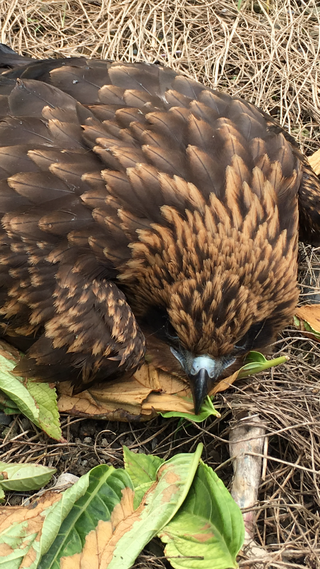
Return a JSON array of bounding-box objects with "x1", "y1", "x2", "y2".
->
[
  {"x1": 153, "y1": 263, "x2": 295, "y2": 412},
  {"x1": 119, "y1": 179, "x2": 300, "y2": 414}
]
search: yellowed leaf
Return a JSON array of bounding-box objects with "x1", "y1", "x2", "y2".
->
[
  {"x1": 61, "y1": 487, "x2": 137, "y2": 569},
  {"x1": 57, "y1": 360, "x2": 242, "y2": 419},
  {"x1": 145, "y1": 391, "x2": 194, "y2": 414},
  {"x1": 58, "y1": 377, "x2": 154, "y2": 419},
  {"x1": 0, "y1": 492, "x2": 62, "y2": 564},
  {"x1": 308, "y1": 149, "x2": 320, "y2": 176},
  {"x1": 57, "y1": 364, "x2": 194, "y2": 420},
  {"x1": 295, "y1": 304, "x2": 320, "y2": 335},
  {"x1": 209, "y1": 370, "x2": 240, "y2": 396}
]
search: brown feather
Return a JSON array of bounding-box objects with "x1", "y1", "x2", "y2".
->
[{"x1": 0, "y1": 47, "x2": 318, "y2": 411}]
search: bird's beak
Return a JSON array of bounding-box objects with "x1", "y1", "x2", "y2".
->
[
  {"x1": 189, "y1": 367, "x2": 211, "y2": 415},
  {"x1": 170, "y1": 348, "x2": 236, "y2": 415}
]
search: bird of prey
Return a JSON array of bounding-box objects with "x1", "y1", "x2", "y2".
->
[{"x1": 0, "y1": 44, "x2": 319, "y2": 414}]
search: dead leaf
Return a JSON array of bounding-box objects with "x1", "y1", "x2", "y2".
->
[
  {"x1": 209, "y1": 370, "x2": 240, "y2": 396},
  {"x1": 57, "y1": 361, "x2": 242, "y2": 420},
  {"x1": 57, "y1": 364, "x2": 195, "y2": 420},
  {"x1": 308, "y1": 149, "x2": 320, "y2": 175},
  {"x1": 295, "y1": 304, "x2": 320, "y2": 335},
  {"x1": 0, "y1": 338, "x2": 239, "y2": 420}
]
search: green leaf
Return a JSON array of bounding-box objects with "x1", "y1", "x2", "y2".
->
[
  {"x1": 302, "y1": 320, "x2": 320, "y2": 339},
  {"x1": 38, "y1": 468, "x2": 94, "y2": 560},
  {"x1": 26, "y1": 380, "x2": 61, "y2": 441},
  {"x1": 0, "y1": 390, "x2": 19, "y2": 414},
  {"x1": 0, "y1": 523, "x2": 38, "y2": 569},
  {"x1": 0, "y1": 456, "x2": 93, "y2": 568},
  {"x1": 107, "y1": 443, "x2": 203, "y2": 569},
  {"x1": 0, "y1": 446, "x2": 243, "y2": 569},
  {"x1": 123, "y1": 446, "x2": 164, "y2": 508},
  {"x1": 0, "y1": 355, "x2": 41, "y2": 425},
  {"x1": 0, "y1": 462, "x2": 56, "y2": 492},
  {"x1": 38, "y1": 464, "x2": 133, "y2": 568},
  {"x1": 0, "y1": 352, "x2": 61, "y2": 440},
  {"x1": 238, "y1": 351, "x2": 287, "y2": 378},
  {"x1": 161, "y1": 396, "x2": 220, "y2": 421},
  {"x1": 293, "y1": 315, "x2": 300, "y2": 327},
  {"x1": 159, "y1": 461, "x2": 245, "y2": 569},
  {"x1": 244, "y1": 351, "x2": 267, "y2": 364}
]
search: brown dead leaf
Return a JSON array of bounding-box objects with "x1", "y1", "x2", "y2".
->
[
  {"x1": 0, "y1": 491, "x2": 62, "y2": 565},
  {"x1": 57, "y1": 362, "x2": 241, "y2": 420},
  {"x1": 57, "y1": 364, "x2": 195, "y2": 420},
  {"x1": 60, "y1": 487, "x2": 137, "y2": 569},
  {"x1": 295, "y1": 304, "x2": 320, "y2": 335},
  {"x1": 308, "y1": 149, "x2": 320, "y2": 176},
  {"x1": 209, "y1": 370, "x2": 240, "y2": 396},
  {"x1": 58, "y1": 377, "x2": 153, "y2": 418}
]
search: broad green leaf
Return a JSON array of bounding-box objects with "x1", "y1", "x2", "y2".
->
[
  {"x1": 0, "y1": 391, "x2": 19, "y2": 414},
  {"x1": 0, "y1": 462, "x2": 56, "y2": 492},
  {"x1": 0, "y1": 461, "x2": 93, "y2": 569},
  {"x1": 38, "y1": 467, "x2": 95, "y2": 561},
  {"x1": 160, "y1": 461, "x2": 245, "y2": 569},
  {"x1": 123, "y1": 446, "x2": 164, "y2": 508},
  {"x1": 0, "y1": 355, "x2": 41, "y2": 426},
  {"x1": 26, "y1": 380, "x2": 61, "y2": 441},
  {"x1": 38, "y1": 464, "x2": 133, "y2": 569},
  {"x1": 0, "y1": 352, "x2": 61, "y2": 440},
  {"x1": 162, "y1": 396, "x2": 220, "y2": 421},
  {"x1": 106, "y1": 443, "x2": 203, "y2": 569}
]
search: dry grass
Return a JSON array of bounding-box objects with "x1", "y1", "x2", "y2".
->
[
  {"x1": 1, "y1": 0, "x2": 320, "y2": 152},
  {"x1": 0, "y1": 0, "x2": 320, "y2": 567}
]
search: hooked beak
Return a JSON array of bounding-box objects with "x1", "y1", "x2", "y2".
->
[
  {"x1": 170, "y1": 348, "x2": 236, "y2": 415},
  {"x1": 189, "y1": 367, "x2": 211, "y2": 415}
]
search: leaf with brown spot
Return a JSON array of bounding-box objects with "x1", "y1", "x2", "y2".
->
[
  {"x1": 159, "y1": 461, "x2": 244, "y2": 569},
  {"x1": 39, "y1": 445, "x2": 203, "y2": 569},
  {"x1": 60, "y1": 489, "x2": 136, "y2": 569},
  {"x1": 0, "y1": 491, "x2": 62, "y2": 569},
  {"x1": 0, "y1": 445, "x2": 243, "y2": 569}
]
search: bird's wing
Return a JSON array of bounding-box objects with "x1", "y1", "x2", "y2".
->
[
  {"x1": 13, "y1": 267, "x2": 145, "y2": 390},
  {"x1": 0, "y1": 68, "x2": 151, "y2": 383},
  {"x1": 257, "y1": 108, "x2": 320, "y2": 245}
]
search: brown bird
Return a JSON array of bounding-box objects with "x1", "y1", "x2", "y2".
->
[{"x1": 0, "y1": 44, "x2": 319, "y2": 414}]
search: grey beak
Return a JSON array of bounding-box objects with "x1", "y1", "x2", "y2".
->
[
  {"x1": 170, "y1": 347, "x2": 236, "y2": 415},
  {"x1": 189, "y1": 367, "x2": 211, "y2": 415}
]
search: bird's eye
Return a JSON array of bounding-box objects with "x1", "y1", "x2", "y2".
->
[
  {"x1": 165, "y1": 320, "x2": 179, "y2": 341},
  {"x1": 234, "y1": 320, "x2": 266, "y2": 352}
]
